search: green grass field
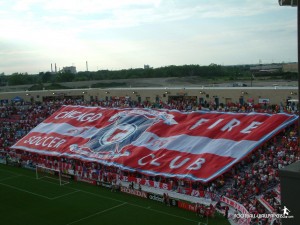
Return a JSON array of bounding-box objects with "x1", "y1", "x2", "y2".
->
[{"x1": 0, "y1": 164, "x2": 229, "y2": 225}]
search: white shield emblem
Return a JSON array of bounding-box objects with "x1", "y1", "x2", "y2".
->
[{"x1": 99, "y1": 123, "x2": 136, "y2": 146}]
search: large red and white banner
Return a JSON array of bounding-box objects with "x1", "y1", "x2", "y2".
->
[{"x1": 11, "y1": 105, "x2": 297, "y2": 183}]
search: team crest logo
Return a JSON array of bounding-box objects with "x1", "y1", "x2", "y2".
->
[
  {"x1": 69, "y1": 109, "x2": 177, "y2": 159},
  {"x1": 99, "y1": 123, "x2": 137, "y2": 146}
]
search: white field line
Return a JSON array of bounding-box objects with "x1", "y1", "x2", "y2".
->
[
  {"x1": 50, "y1": 190, "x2": 80, "y2": 200},
  {"x1": 0, "y1": 168, "x2": 22, "y2": 175},
  {"x1": 0, "y1": 174, "x2": 22, "y2": 182},
  {"x1": 131, "y1": 203, "x2": 200, "y2": 223},
  {"x1": 65, "y1": 202, "x2": 127, "y2": 225},
  {"x1": 1, "y1": 180, "x2": 81, "y2": 201},
  {"x1": 0, "y1": 166, "x2": 199, "y2": 223},
  {"x1": 69, "y1": 187, "x2": 200, "y2": 224},
  {"x1": 0, "y1": 169, "x2": 77, "y2": 201},
  {"x1": 71, "y1": 188, "x2": 124, "y2": 203},
  {"x1": 0, "y1": 182, "x2": 52, "y2": 200}
]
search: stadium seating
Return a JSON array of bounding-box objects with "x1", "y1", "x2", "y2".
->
[{"x1": 0, "y1": 97, "x2": 298, "y2": 224}]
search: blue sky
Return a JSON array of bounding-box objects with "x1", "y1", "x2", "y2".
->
[{"x1": 0, "y1": 0, "x2": 297, "y2": 74}]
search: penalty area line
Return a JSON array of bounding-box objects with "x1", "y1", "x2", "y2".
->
[
  {"x1": 0, "y1": 167, "x2": 200, "y2": 224},
  {"x1": 0, "y1": 168, "x2": 23, "y2": 176},
  {"x1": 50, "y1": 190, "x2": 80, "y2": 200},
  {"x1": 67, "y1": 188, "x2": 199, "y2": 223},
  {"x1": 0, "y1": 174, "x2": 22, "y2": 182},
  {"x1": 0, "y1": 182, "x2": 52, "y2": 200},
  {"x1": 130, "y1": 202, "x2": 200, "y2": 224},
  {"x1": 65, "y1": 202, "x2": 127, "y2": 225}
]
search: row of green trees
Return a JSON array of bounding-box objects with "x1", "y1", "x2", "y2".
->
[{"x1": 0, "y1": 64, "x2": 294, "y2": 86}]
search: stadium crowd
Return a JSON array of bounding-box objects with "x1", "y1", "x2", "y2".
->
[{"x1": 0, "y1": 97, "x2": 299, "y2": 225}]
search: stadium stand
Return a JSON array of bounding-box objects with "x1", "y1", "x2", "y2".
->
[{"x1": 0, "y1": 97, "x2": 298, "y2": 225}]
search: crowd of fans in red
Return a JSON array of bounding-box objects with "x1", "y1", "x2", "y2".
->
[{"x1": 0, "y1": 97, "x2": 299, "y2": 225}]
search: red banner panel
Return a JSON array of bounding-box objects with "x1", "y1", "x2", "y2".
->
[{"x1": 11, "y1": 106, "x2": 297, "y2": 183}]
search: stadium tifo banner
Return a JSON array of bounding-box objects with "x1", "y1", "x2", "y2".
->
[{"x1": 11, "y1": 105, "x2": 298, "y2": 183}]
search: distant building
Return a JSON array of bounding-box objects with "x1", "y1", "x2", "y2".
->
[
  {"x1": 250, "y1": 64, "x2": 282, "y2": 74},
  {"x1": 61, "y1": 66, "x2": 77, "y2": 74},
  {"x1": 144, "y1": 64, "x2": 150, "y2": 69},
  {"x1": 282, "y1": 63, "x2": 298, "y2": 73}
]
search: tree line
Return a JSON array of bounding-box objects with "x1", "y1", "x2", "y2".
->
[{"x1": 0, "y1": 64, "x2": 295, "y2": 86}]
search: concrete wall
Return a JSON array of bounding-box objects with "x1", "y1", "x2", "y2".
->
[{"x1": 0, "y1": 86, "x2": 298, "y2": 106}]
